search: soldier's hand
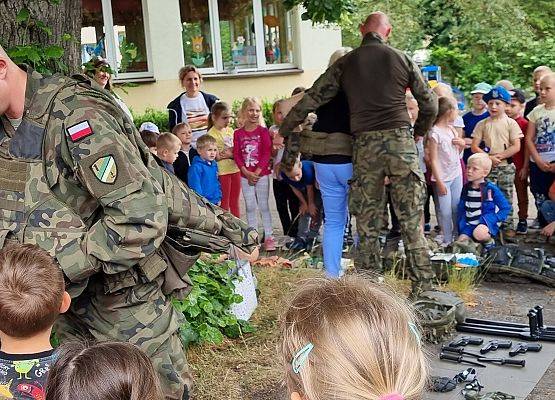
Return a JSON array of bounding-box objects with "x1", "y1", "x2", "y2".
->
[{"x1": 231, "y1": 245, "x2": 260, "y2": 263}]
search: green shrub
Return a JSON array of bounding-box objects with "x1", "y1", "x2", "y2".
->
[
  {"x1": 172, "y1": 255, "x2": 254, "y2": 347},
  {"x1": 132, "y1": 107, "x2": 170, "y2": 132}
]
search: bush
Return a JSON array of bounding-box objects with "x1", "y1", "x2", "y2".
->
[
  {"x1": 172, "y1": 255, "x2": 254, "y2": 346},
  {"x1": 132, "y1": 107, "x2": 170, "y2": 132}
]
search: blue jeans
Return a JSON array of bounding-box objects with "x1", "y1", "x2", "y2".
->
[
  {"x1": 314, "y1": 162, "x2": 353, "y2": 278},
  {"x1": 540, "y1": 200, "x2": 555, "y2": 224}
]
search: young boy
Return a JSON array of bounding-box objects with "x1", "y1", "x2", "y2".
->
[
  {"x1": 0, "y1": 243, "x2": 71, "y2": 400},
  {"x1": 471, "y1": 86, "x2": 523, "y2": 233},
  {"x1": 140, "y1": 130, "x2": 159, "y2": 155},
  {"x1": 172, "y1": 122, "x2": 198, "y2": 185},
  {"x1": 187, "y1": 134, "x2": 222, "y2": 205},
  {"x1": 457, "y1": 153, "x2": 511, "y2": 250},
  {"x1": 156, "y1": 132, "x2": 182, "y2": 175},
  {"x1": 506, "y1": 89, "x2": 530, "y2": 234},
  {"x1": 462, "y1": 82, "x2": 492, "y2": 163},
  {"x1": 281, "y1": 159, "x2": 322, "y2": 251},
  {"x1": 526, "y1": 73, "x2": 555, "y2": 227}
]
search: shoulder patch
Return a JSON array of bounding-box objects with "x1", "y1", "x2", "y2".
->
[
  {"x1": 91, "y1": 155, "x2": 117, "y2": 184},
  {"x1": 67, "y1": 120, "x2": 94, "y2": 142}
]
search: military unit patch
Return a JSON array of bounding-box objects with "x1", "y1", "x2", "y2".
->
[
  {"x1": 91, "y1": 155, "x2": 117, "y2": 184},
  {"x1": 66, "y1": 120, "x2": 93, "y2": 142}
]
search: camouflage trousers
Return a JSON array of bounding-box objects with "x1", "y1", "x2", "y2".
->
[
  {"x1": 488, "y1": 163, "x2": 515, "y2": 227},
  {"x1": 55, "y1": 274, "x2": 192, "y2": 400},
  {"x1": 350, "y1": 128, "x2": 434, "y2": 292}
]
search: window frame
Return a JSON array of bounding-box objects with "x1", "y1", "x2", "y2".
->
[
  {"x1": 99, "y1": 0, "x2": 154, "y2": 81},
  {"x1": 190, "y1": 0, "x2": 298, "y2": 76}
]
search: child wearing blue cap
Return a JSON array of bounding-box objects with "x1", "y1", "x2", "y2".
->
[{"x1": 471, "y1": 86, "x2": 523, "y2": 234}]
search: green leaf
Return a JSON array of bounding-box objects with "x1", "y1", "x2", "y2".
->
[
  {"x1": 16, "y1": 8, "x2": 30, "y2": 23},
  {"x1": 35, "y1": 20, "x2": 53, "y2": 36},
  {"x1": 44, "y1": 45, "x2": 64, "y2": 59}
]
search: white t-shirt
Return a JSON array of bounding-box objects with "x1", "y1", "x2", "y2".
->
[
  {"x1": 528, "y1": 104, "x2": 555, "y2": 163},
  {"x1": 453, "y1": 115, "x2": 465, "y2": 129},
  {"x1": 180, "y1": 93, "x2": 209, "y2": 147},
  {"x1": 430, "y1": 125, "x2": 463, "y2": 182}
]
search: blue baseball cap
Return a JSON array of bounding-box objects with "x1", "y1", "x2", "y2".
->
[
  {"x1": 483, "y1": 86, "x2": 511, "y2": 104},
  {"x1": 470, "y1": 82, "x2": 492, "y2": 94}
]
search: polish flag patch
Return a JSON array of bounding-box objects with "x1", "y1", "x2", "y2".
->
[{"x1": 66, "y1": 121, "x2": 93, "y2": 142}]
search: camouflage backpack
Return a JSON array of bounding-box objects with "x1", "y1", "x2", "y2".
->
[{"x1": 413, "y1": 290, "x2": 466, "y2": 343}]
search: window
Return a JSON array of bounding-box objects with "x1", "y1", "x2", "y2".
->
[
  {"x1": 180, "y1": 0, "x2": 296, "y2": 74},
  {"x1": 81, "y1": 0, "x2": 152, "y2": 78}
]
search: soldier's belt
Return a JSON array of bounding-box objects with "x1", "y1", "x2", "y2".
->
[
  {"x1": 299, "y1": 130, "x2": 353, "y2": 156},
  {"x1": 354, "y1": 126, "x2": 414, "y2": 138}
]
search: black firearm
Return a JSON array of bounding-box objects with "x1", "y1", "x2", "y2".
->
[
  {"x1": 509, "y1": 342, "x2": 542, "y2": 357},
  {"x1": 448, "y1": 336, "x2": 484, "y2": 347},
  {"x1": 439, "y1": 353, "x2": 486, "y2": 367},
  {"x1": 477, "y1": 357, "x2": 525, "y2": 367},
  {"x1": 480, "y1": 340, "x2": 512, "y2": 354},
  {"x1": 441, "y1": 345, "x2": 481, "y2": 358}
]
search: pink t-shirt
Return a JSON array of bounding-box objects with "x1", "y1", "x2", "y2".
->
[
  {"x1": 430, "y1": 125, "x2": 463, "y2": 182},
  {"x1": 233, "y1": 125, "x2": 272, "y2": 176}
]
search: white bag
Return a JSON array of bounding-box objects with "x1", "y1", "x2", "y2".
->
[{"x1": 229, "y1": 259, "x2": 258, "y2": 321}]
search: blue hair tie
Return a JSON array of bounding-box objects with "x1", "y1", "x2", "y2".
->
[{"x1": 292, "y1": 343, "x2": 314, "y2": 374}]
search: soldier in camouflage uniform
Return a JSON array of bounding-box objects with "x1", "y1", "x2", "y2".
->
[
  {"x1": 0, "y1": 47, "x2": 257, "y2": 399},
  {"x1": 279, "y1": 13, "x2": 438, "y2": 294}
]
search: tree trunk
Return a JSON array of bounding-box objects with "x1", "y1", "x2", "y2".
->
[{"x1": 0, "y1": 0, "x2": 82, "y2": 74}]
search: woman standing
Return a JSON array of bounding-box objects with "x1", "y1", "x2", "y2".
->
[{"x1": 167, "y1": 65, "x2": 218, "y2": 147}]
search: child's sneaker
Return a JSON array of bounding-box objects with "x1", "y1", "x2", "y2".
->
[
  {"x1": 516, "y1": 219, "x2": 528, "y2": 234},
  {"x1": 286, "y1": 237, "x2": 306, "y2": 251},
  {"x1": 264, "y1": 236, "x2": 276, "y2": 251}
]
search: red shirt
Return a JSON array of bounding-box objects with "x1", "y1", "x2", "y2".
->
[
  {"x1": 512, "y1": 115, "x2": 529, "y2": 170},
  {"x1": 233, "y1": 125, "x2": 272, "y2": 176}
]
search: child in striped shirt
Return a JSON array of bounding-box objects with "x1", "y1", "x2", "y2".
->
[{"x1": 456, "y1": 153, "x2": 511, "y2": 250}]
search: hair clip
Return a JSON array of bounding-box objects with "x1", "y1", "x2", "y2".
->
[
  {"x1": 379, "y1": 393, "x2": 404, "y2": 400},
  {"x1": 292, "y1": 342, "x2": 314, "y2": 374},
  {"x1": 408, "y1": 322, "x2": 421, "y2": 345}
]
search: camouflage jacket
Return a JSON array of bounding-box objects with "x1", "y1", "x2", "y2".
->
[
  {"x1": 279, "y1": 32, "x2": 438, "y2": 168},
  {"x1": 0, "y1": 67, "x2": 256, "y2": 296}
]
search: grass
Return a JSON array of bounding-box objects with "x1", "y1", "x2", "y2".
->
[{"x1": 187, "y1": 265, "x2": 319, "y2": 400}]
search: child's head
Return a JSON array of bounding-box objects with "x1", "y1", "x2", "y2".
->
[
  {"x1": 0, "y1": 243, "x2": 70, "y2": 340},
  {"x1": 196, "y1": 134, "x2": 218, "y2": 162},
  {"x1": 506, "y1": 89, "x2": 526, "y2": 119},
  {"x1": 156, "y1": 132, "x2": 181, "y2": 164},
  {"x1": 495, "y1": 79, "x2": 514, "y2": 91},
  {"x1": 483, "y1": 86, "x2": 511, "y2": 118},
  {"x1": 434, "y1": 96, "x2": 457, "y2": 124},
  {"x1": 280, "y1": 276, "x2": 426, "y2": 400},
  {"x1": 208, "y1": 101, "x2": 232, "y2": 130},
  {"x1": 469, "y1": 82, "x2": 492, "y2": 112},
  {"x1": 272, "y1": 99, "x2": 286, "y2": 126},
  {"x1": 539, "y1": 73, "x2": 555, "y2": 106},
  {"x1": 139, "y1": 121, "x2": 160, "y2": 134},
  {"x1": 172, "y1": 122, "x2": 192, "y2": 148},
  {"x1": 533, "y1": 65, "x2": 552, "y2": 94},
  {"x1": 240, "y1": 97, "x2": 262, "y2": 127},
  {"x1": 405, "y1": 92, "x2": 419, "y2": 125},
  {"x1": 466, "y1": 153, "x2": 492, "y2": 182},
  {"x1": 287, "y1": 158, "x2": 303, "y2": 182},
  {"x1": 432, "y1": 82, "x2": 453, "y2": 98},
  {"x1": 45, "y1": 341, "x2": 163, "y2": 400},
  {"x1": 140, "y1": 130, "x2": 159, "y2": 154}
]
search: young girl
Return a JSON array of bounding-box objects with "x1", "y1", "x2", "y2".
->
[
  {"x1": 46, "y1": 341, "x2": 164, "y2": 400},
  {"x1": 208, "y1": 102, "x2": 241, "y2": 217},
  {"x1": 280, "y1": 276, "x2": 427, "y2": 400},
  {"x1": 233, "y1": 97, "x2": 275, "y2": 250},
  {"x1": 429, "y1": 96, "x2": 465, "y2": 245}
]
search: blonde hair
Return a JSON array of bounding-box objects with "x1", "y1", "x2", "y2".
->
[
  {"x1": 196, "y1": 134, "x2": 217, "y2": 150},
  {"x1": 156, "y1": 132, "x2": 181, "y2": 151},
  {"x1": 468, "y1": 153, "x2": 492, "y2": 174},
  {"x1": 172, "y1": 122, "x2": 191, "y2": 136},
  {"x1": 328, "y1": 47, "x2": 353, "y2": 67},
  {"x1": 280, "y1": 276, "x2": 427, "y2": 400},
  {"x1": 540, "y1": 72, "x2": 555, "y2": 85},
  {"x1": 240, "y1": 97, "x2": 266, "y2": 127}
]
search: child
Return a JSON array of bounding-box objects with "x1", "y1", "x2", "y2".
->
[
  {"x1": 156, "y1": 132, "x2": 182, "y2": 175},
  {"x1": 172, "y1": 122, "x2": 198, "y2": 185},
  {"x1": 506, "y1": 89, "x2": 530, "y2": 234},
  {"x1": 525, "y1": 73, "x2": 555, "y2": 227},
  {"x1": 471, "y1": 86, "x2": 523, "y2": 233},
  {"x1": 45, "y1": 341, "x2": 164, "y2": 400},
  {"x1": 271, "y1": 99, "x2": 300, "y2": 239},
  {"x1": 282, "y1": 159, "x2": 322, "y2": 253},
  {"x1": 457, "y1": 153, "x2": 511, "y2": 250},
  {"x1": 188, "y1": 134, "x2": 222, "y2": 205},
  {"x1": 207, "y1": 102, "x2": 241, "y2": 217},
  {"x1": 428, "y1": 97, "x2": 465, "y2": 245},
  {"x1": 140, "y1": 129, "x2": 159, "y2": 155},
  {"x1": 539, "y1": 180, "x2": 555, "y2": 237},
  {"x1": 0, "y1": 243, "x2": 71, "y2": 400},
  {"x1": 462, "y1": 82, "x2": 491, "y2": 163},
  {"x1": 233, "y1": 97, "x2": 275, "y2": 251},
  {"x1": 139, "y1": 121, "x2": 160, "y2": 134},
  {"x1": 280, "y1": 276, "x2": 426, "y2": 400}
]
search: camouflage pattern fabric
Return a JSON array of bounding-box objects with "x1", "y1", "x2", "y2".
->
[
  {"x1": 487, "y1": 163, "x2": 515, "y2": 227},
  {"x1": 0, "y1": 67, "x2": 258, "y2": 400},
  {"x1": 350, "y1": 128, "x2": 434, "y2": 294}
]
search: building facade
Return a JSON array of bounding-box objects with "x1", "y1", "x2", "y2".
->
[{"x1": 82, "y1": 0, "x2": 342, "y2": 113}]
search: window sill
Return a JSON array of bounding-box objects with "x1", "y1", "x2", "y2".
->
[
  {"x1": 113, "y1": 76, "x2": 156, "y2": 84},
  {"x1": 203, "y1": 68, "x2": 304, "y2": 80}
]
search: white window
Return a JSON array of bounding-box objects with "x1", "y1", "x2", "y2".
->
[
  {"x1": 180, "y1": 0, "x2": 297, "y2": 74},
  {"x1": 81, "y1": 0, "x2": 152, "y2": 79}
]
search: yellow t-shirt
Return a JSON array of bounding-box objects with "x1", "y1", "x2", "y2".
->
[
  {"x1": 208, "y1": 126, "x2": 240, "y2": 175},
  {"x1": 472, "y1": 115, "x2": 523, "y2": 165}
]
